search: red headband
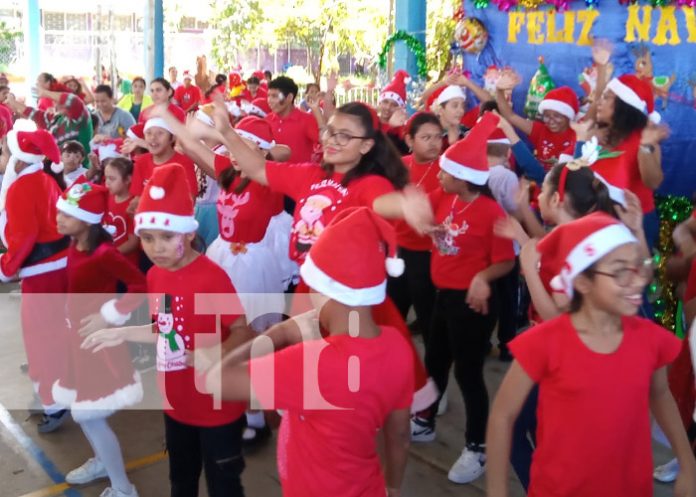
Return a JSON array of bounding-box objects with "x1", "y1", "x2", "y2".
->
[{"x1": 557, "y1": 166, "x2": 570, "y2": 202}]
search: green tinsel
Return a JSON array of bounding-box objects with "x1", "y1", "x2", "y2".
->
[
  {"x1": 474, "y1": 0, "x2": 491, "y2": 7},
  {"x1": 378, "y1": 30, "x2": 429, "y2": 80}
]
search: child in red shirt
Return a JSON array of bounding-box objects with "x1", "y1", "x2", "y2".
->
[
  {"x1": 104, "y1": 158, "x2": 140, "y2": 266},
  {"x1": 173, "y1": 72, "x2": 202, "y2": 113},
  {"x1": 487, "y1": 212, "x2": 695, "y2": 497},
  {"x1": 205, "y1": 206, "x2": 414, "y2": 497},
  {"x1": 54, "y1": 182, "x2": 144, "y2": 497},
  {"x1": 85, "y1": 164, "x2": 252, "y2": 497}
]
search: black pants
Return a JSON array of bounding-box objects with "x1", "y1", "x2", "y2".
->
[
  {"x1": 164, "y1": 414, "x2": 245, "y2": 497},
  {"x1": 495, "y1": 258, "x2": 521, "y2": 354},
  {"x1": 386, "y1": 248, "x2": 437, "y2": 341},
  {"x1": 425, "y1": 289, "x2": 497, "y2": 446}
]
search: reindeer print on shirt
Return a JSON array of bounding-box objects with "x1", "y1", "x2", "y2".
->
[{"x1": 216, "y1": 190, "x2": 250, "y2": 240}]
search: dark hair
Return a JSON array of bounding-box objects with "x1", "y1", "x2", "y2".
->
[
  {"x1": 466, "y1": 181, "x2": 495, "y2": 200},
  {"x1": 104, "y1": 157, "x2": 133, "y2": 179},
  {"x1": 215, "y1": 73, "x2": 227, "y2": 86},
  {"x1": 85, "y1": 224, "x2": 113, "y2": 254},
  {"x1": 269, "y1": 76, "x2": 299, "y2": 103},
  {"x1": 0, "y1": 85, "x2": 8, "y2": 93},
  {"x1": 264, "y1": 70, "x2": 272, "y2": 80},
  {"x1": 322, "y1": 102, "x2": 408, "y2": 189},
  {"x1": 39, "y1": 72, "x2": 56, "y2": 85},
  {"x1": 405, "y1": 112, "x2": 442, "y2": 137},
  {"x1": 569, "y1": 265, "x2": 596, "y2": 312},
  {"x1": 42, "y1": 159, "x2": 66, "y2": 190},
  {"x1": 132, "y1": 77, "x2": 146, "y2": 87},
  {"x1": 218, "y1": 166, "x2": 251, "y2": 194},
  {"x1": 61, "y1": 140, "x2": 86, "y2": 157},
  {"x1": 479, "y1": 100, "x2": 499, "y2": 115},
  {"x1": 95, "y1": 84, "x2": 113, "y2": 99},
  {"x1": 305, "y1": 83, "x2": 319, "y2": 93},
  {"x1": 546, "y1": 164, "x2": 614, "y2": 218},
  {"x1": 247, "y1": 76, "x2": 260, "y2": 85},
  {"x1": 605, "y1": 98, "x2": 648, "y2": 147},
  {"x1": 151, "y1": 77, "x2": 174, "y2": 99}
]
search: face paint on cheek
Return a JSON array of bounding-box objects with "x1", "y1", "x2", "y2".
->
[{"x1": 176, "y1": 237, "x2": 185, "y2": 258}]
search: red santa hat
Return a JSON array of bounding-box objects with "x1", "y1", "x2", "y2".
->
[
  {"x1": 182, "y1": 70, "x2": 193, "y2": 81},
  {"x1": 537, "y1": 212, "x2": 637, "y2": 297},
  {"x1": 56, "y1": 181, "x2": 109, "y2": 224},
  {"x1": 379, "y1": 70, "x2": 410, "y2": 108},
  {"x1": 144, "y1": 104, "x2": 186, "y2": 135},
  {"x1": 606, "y1": 74, "x2": 661, "y2": 124},
  {"x1": 134, "y1": 164, "x2": 198, "y2": 235},
  {"x1": 235, "y1": 116, "x2": 275, "y2": 150},
  {"x1": 7, "y1": 128, "x2": 60, "y2": 164},
  {"x1": 126, "y1": 123, "x2": 145, "y2": 140},
  {"x1": 439, "y1": 112, "x2": 500, "y2": 185},
  {"x1": 487, "y1": 128, "x2": 510, "y2": 145},
  {"x1": 432, "y1": 85, "x2": 466, "y2": 109},
  {"x1": 537, "y1": 86, "x2": 579, "y2": 121},
  {"x1": 242, "y1": 97, "x2": 271, "y2": 118},
  {"x1": 252, "y1": 70, "x2": 266, "y2": 81},
  {"x1": 300, "y1": 206, "x2": 404, "y2": 306}
]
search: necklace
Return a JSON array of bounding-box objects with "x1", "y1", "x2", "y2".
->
[
  {"x1": 412, "y1": 157, "x2": 438, "y2": 188},
  {"x1": 449, "y1": 193, "x2": 480, "y2": 217}
]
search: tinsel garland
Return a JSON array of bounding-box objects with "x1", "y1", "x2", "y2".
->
[
  {"x1": 378, "y1": 31, "x2": 429, "y2": 80},
  {"x1": 651, "y1": 195, "x2": 693, "y2": 332}
]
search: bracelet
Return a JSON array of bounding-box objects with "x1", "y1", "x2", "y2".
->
[{"x1": 639, "y1": 144, "x2": 655, "y2": 154}]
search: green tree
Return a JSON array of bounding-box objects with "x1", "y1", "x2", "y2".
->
[
  {"x1": 0, "y1": 20, "x2": 20, "y2": 71},
  {"x1": 426, "y1": 0, "x2": 459, "y2": 80},
  {"x1": 209, "y1": 0, "x2": 265, "y2": 69}
]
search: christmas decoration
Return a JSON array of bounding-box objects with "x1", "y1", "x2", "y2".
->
[
  {"x1": 455, "y1": 17, "x2": 489, "y2": 55},
  {"x1": 650, "y1": 0, "x2": 669, "y2": 6},
  {"x1": 378, "y1": 31, "x2": 428, "y2": 80},
  {"x1": 493, "y1": 0, "x2": 519, "y2": 10},
  {"x1": 650, "y1": 195, "x2": 694, "y2": 333},
  {"x1": 525, "y1": 57, "x2": 556, "y2": 119},
  {"x1": 584, "y1": 0, "x2": 600, "y2": 7},
  {"x1": 406, "y1": 77, "x2": 428, "y2": 110},
  {"x1": 677, "y1": 0, "x2": 696, "y2": 6},
  {"x1": 474, "y1": 0, "x2": 491, "y2": 7},
  {"x1": 520, "y1": 0, "x2": 545, "y2": 7},
  {"x1": 547, "y1": 0, "x2": 572, "y2": 10}
]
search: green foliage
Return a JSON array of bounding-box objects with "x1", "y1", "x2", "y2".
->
[
  {"x1": 209, "y1": 0, "x2": 265, "y2": 69},
  {"x1": 426, "y1": 0, "x2": 458, "y2": 80},
  {"x1": 0, "y1": 20, "x2": 20, "y2": 70}
]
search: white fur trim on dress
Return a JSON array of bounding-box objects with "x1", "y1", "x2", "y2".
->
[
  {"x1": 300, "y1": 254, "x2": 386, "y2": 306},
  {"x1": 7, "y1": 130, "x2": 45, "y2": 165},
  {"x1": 0, "y1": 254, "x2": 14, "y2": 282},
  {"x1": 100, "y1": 299, "x2": 132, "y2": 326},
  {"x1": 537, "y1": 99, "x2": 576, "y2": 120},
  {"x1": 435, "y1": 85, "x2": 466, "y2": 107},
  {"x1": 379, "y1": 91, "x2": 405, "y2": 107},
  {"x1": 56, "y1": 197, "x2": 104, "y2": 224},
  {"x1": 411, "y1": 377, "x2": 439, "y2": 414},
  {"x1": 135, "y1": 211, "x2": 199, "y2": 235},
  {"x1": 18, "y1": 256, "x2": 67, "y2": 279},
  {"x1": 439, "y1": 155, "x2": 490, "y2": 186},
  {"x1": 52, "y1": 372, "x2": 143, "y2": 422}
]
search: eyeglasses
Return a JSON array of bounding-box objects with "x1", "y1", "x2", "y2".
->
[
  {"x1": 321, "y1": 128, "x2": 368, "y2": 147},
  {"x1": 591, "y1": 258, "x2": 654, "y2": 287}
]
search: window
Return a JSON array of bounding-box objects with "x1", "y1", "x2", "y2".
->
[
  {"x1": 43, "y1": 11, "x2": 65, "y2": 31},
  {"x1": 66, "y1": 13, "x2": 87, "y2": 31},
  {"x1": 180, "y1": 16, "x2": 196, "y2": 30}
]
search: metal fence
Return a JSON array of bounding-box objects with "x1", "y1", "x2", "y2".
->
[{"x1": 335, "y1": 86, "x2": 380, "y2": 107}]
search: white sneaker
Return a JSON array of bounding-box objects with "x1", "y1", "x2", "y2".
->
[
  {"x1": 410, "y1": 416, "x2": 436, "y2": 443},
  {"x1": 654, "y1": 458, "x2": 679, "y2": 483},
  {"x1": 65, "y1": 457, "x2": 107, "y2": 485},
  {"x1": 448, "y1": 446, "x2": 486, "y2": 484},
  {"x1": 99, "y1": 485, "x2": 139, "y2": 497},
  {"x1": 436, "y1": 394, "x2": 448, "y2": 416}
]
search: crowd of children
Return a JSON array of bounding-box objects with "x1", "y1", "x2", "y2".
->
[{"x1": 0, "y1": 38, "x2": 694, "y2": 497}]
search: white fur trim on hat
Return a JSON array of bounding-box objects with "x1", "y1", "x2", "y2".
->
[
  {"x1": 300, "y1": 254, "x2": 386, "y2": 306},
  {"x1": 56, "y1": 197, "x2": 104, "y2": 224},
  {"x1": 242, "y1": 102, "x2": 267, "y2": 117},
  {"x1": 487, "y1": 137, "x2": 511, "y2": 145},
  {"x1": 7, "y1": 130, "x2": 45, "y2": 164},
  {"x1": 195, "y1": 110, "x2": 215, "y2": 127},
  {"x1": 648, "y1": 111, "x2": 661, "y2": 124},
  {"x1": 538, "y1": 99, "x2": 576, "y2": 120},
  {"x1": 607, "y1": 78, "x2": 647, "y2": 115},
  {"x1": 435, "y1": 85, "x2": 466, "y2": 107},
  {"x1": 439, "y1": 155, "x2": 490, "y2": 186},
  {"x1": 379, "y1": 91, "x2": 405, "y2": 108},
  {"x1": 135, "y1": 211, "x2": 199, "y2": 235},
  {"x1": 126, "y1": 128, "x2": 139, "y2": 140},
  {"x1": 51, "y1": 162, "x2": 64, "y2": 174},
  {"x1": 144, "y1": 117, "x2": 174, "y2": 135},
  {"x1": 593, "y1": 172, "x2": 627, "y2": 208},
  {"x1": 386, "y1": 256, "x2": 405, "y2": 277},
  {"x1": 236, "y1": 129, "x2": 274, "y2": 150},
  {"x1": 550, "y1": 223, "x2": 637, "y2": 297},
  {"x1": 100, "y1": 298, "x2": 132, "y2": 326}
]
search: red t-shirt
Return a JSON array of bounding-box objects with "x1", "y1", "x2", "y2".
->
[
  {"x1": 266, "y1": 108, "x2": 320, "y2": 162},
  {"x1": 686, "y1": 258, "x2": 696, "y2": 302},
  {"x1": 265, "y1": 161, "x2": 395, "y2": 264},
  {"x1": 130, "y1": 151, "x2": 198, "y2": 198},
  {"x1": 239, "y1": 86, "x2": 267, "y2": 103},
  {"x1": 147, "y1": 255, "x2": 246, "y2": 427},
  {"x1": 106, "y1": 194, "x2": 140, "y2": 266},
  {"x1": 250, "y1": 326, "x2": 414, "y2": 497},
  {"x1": 174, "y1": 85, "x2": 202, "y2": 113},
  {"x1": 529, "y1": 121, "x2": 577, "y2": 170},
  {"x1": 429, "y1": 190, "x2": 514, "y2": 290},
  {"x1": 510, "y1": 314, "x2": 680, "y2": 497},
  {"x1": 0, "y1": 103, "x2": 13, "y2": 138},
  {"x1": 213, "y1": 154, "x2": 283, "y2": 243},
  {"x1": 592, "y1": 131, "x2": 654, "y2": 213},
  {"x1": 395, "y1": 155, "x2": 441, "y2": 251}
]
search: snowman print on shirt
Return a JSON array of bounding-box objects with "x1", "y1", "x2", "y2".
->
[{"x1": 155, "y1": 294, "x2": 189, "y2": 372}]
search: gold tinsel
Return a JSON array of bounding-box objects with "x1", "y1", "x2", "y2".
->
[{"x1": 519, "y1": 0, "x2": 544, "y2": 8}]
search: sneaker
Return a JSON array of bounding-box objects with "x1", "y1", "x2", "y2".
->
[
  {"x1": 448, "y1": 445, "x2": 486, "y2": 484},
  {"x1": 99, "y1": 485, "x2": 139, "y2": 497},
  {"x1": 410, "y1": 416, "x2": 436, "y2": 443},
  {"x1": 37, "y1": 409, "x2": 69, "y2": 433},
  {"x1": 27, "y1": 395, "x2": 43, "y2": 416},
  {"x1": 654, "y1": 458, "x2": 679, "y2": 483},
  {"x1": 66, "y1": 457, "x2": 108, "y2": 485},
  {"x1": 242, "y1": 424, "x2": 271, "y2": 448},
  {"x1": 436, "y1": 395, "x2": 448, "y2": 417}
]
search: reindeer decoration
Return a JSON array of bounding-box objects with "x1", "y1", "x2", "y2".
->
[
  {"x1": 195, "y1": 55, "x2": 215, "y2": 93},
  {"x1": 217, "y1": 191, "x2": 250, "y2": 240},
  {"x1": 632, "y1": 45, "x2": 675, "y2": 109}
]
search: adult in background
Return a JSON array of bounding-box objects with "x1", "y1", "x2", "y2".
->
[
  {"x1": 168, "y1": 66, "x2": 182, "y2": 91},
  {"x1": 173, "y1": 71, "x2": 202, "y2": 113},
  {"x1": 117, "y1": 77, "x2": 153, "y2": 121},
  {"x1": 92, "y1": 85, "x2": 136, "y2": 140}
]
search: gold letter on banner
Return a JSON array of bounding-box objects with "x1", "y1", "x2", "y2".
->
[
  {"x1": 654, "y1": 6, "x2": 681, "y2": 45},
  {"x1": 563, "y1": 11, "x2": 576, "y2": 43},
  {"x1": 576, "y1": 10, "x2": 599, "y2": 46},
  {"x1": 546, "y1": 11, "x2": 565, "y2": 42},
  {"x1": 527, "y1": 11, "x2": 545, "y2": 44},
  {"x1": 625, "y1": 5, "x2": 652, "y2": 42},
  {"x1": 508, "y1": 12, "x2": 525, "y2": 43},
  {"x1": 682, "y1": 6, "x2": 696, "y2": 43}
]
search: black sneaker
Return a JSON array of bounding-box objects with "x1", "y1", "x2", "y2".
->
[
  {"x1": 242, "y1": 424, "x2": 271, "y2": 448},
  {"x1": 38, "y1": 409, "x2": 69, "y2": 433}
]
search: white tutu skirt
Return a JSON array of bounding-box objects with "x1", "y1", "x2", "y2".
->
[
  {"x1": 261, "y1": 212, "x2": 299, "y2": 289},
  {"x1": 207, "y1": 236, "x2": 287, "y2": 332}
]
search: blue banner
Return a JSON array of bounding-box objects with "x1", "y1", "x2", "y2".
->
[{"x1": 462, "y1": 2, "x2": 696, "y2": 197}]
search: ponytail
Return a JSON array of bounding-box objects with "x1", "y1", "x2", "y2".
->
[{"x1": 546, "y1": 164, "x2": 615, "y2": 219}]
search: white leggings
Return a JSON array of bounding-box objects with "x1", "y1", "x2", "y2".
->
[{"x1": 79, "y1": 417, "x2": 132, "y2": 493}]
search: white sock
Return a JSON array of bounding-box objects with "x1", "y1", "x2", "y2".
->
[
  {"x1": 246, "y1": 411, "x2": 265, "y2": 429},
  {"x1": 79, "y1": 418, "x2": 132, "y2": 493}
]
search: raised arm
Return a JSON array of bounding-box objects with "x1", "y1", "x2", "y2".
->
[{"x1": 495, "y1": 72, "x2": 533, "y2": 136}]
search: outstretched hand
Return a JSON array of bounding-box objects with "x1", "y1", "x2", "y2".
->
[{"x1": 401, "y1": 185, "x2": 434, "y2": 235}]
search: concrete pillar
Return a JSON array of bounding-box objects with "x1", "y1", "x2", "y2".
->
[
  {"x1": 394, "y1": 0, "x2": 426, "y2": 77},
  {"x1": 144, "y1": 0, "x2": 164, "y2": 82},
  {"x1": 25, "y1": 0, "x2": 41, "y2": 103}
]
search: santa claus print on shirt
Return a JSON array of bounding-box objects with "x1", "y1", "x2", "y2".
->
[
  {"x1": 155, "y1": 294, "x2": 188, "y2": 372},
  {"x1": 294, "y1": 193, "x2": 334, "y2": 253}
]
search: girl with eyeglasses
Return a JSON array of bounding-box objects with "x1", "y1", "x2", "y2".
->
[{"x1": 486, "y1": 212, "x2": 696, "y2": 497}]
